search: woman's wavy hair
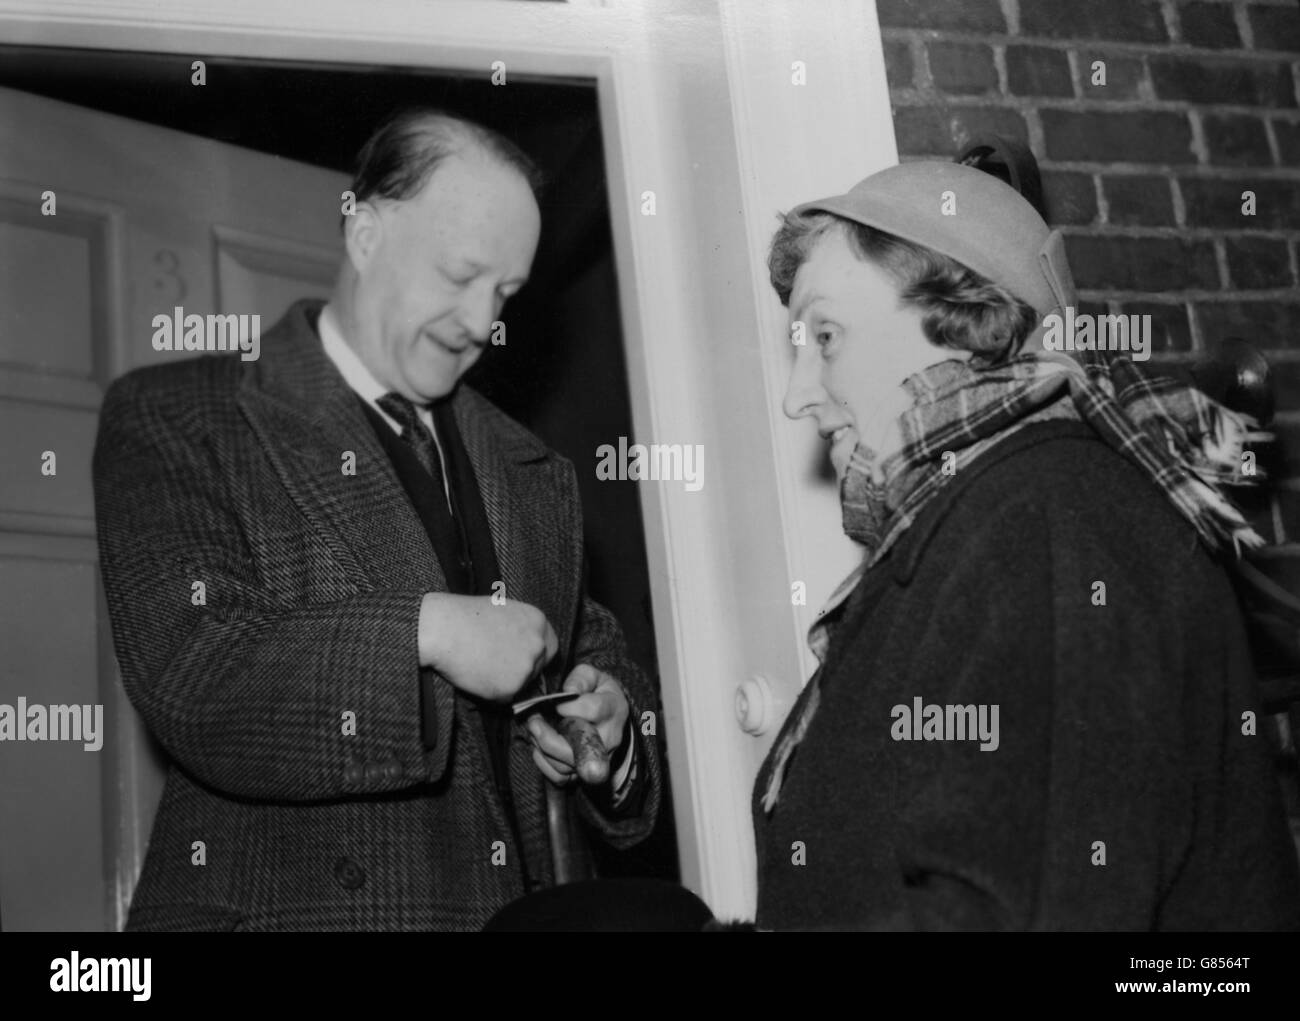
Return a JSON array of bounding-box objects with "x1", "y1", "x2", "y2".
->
[{"x1": 768, "y1": 210, "x2": 1040, "y2": 362}]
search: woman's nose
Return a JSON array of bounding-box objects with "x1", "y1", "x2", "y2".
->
[{"x1": 783, "y1": 349, "x2": 822, "y2": 421}]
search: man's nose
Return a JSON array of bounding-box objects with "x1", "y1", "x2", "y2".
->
[
  {"x1": 783, "y1": 348, "x2": 823, "y2": 421},
  {"x1": 457, "y1": 284, "x2": 499, "y2": 343}
]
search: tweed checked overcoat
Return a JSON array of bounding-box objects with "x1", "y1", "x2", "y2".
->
[{"x1": 93, "y1": 299, "x2": 661, "y2": 931}]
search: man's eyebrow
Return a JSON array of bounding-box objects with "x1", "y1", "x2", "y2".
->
[
  {"x1": 791, "y1": 291, "x2": 828, "y2": 318},
  {"x1": 459, "y1": 258, "x2": 528, "y2": 289}
]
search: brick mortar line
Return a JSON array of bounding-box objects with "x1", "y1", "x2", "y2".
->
[
  {"x1": 1189, "y1": 107, "x2": 1210, "y2": 163},
  {"x1": 1078, "y1": 288, "x2": 1300, "y2": 300},
  {"x1": 878, "y1": 28, "x2": 1299, "y2": 60},
  {"x1": 1066, "y1": 48, "x2": 1084, "y2": 101},
  {"x1": 1264, "y1": 117, "x2": 1285, "y2": 164},
  {"x1": 1160, "y1": 0, "x2": 1182, "y2": 45},
  {"x1": 904, "y1": 154, "x2": 1300, "y2": 180},
  {"x1": 1062, "y1": 227, "x2": 1300, "y2": 240},
  {"x1": 1093, "y1": 171, "x2": 1110, "y2": 225},
  {"x1": 917, "y1": 33, "x2": 936, "y2": 91},
  {"x1": 1189, "y1": 301, "x2": 1207, "y2": 352},
  {"x1": 1026, "y1": 106, "x2": 1047, "y2": 160},
  {"x1": 992, "y1": 42, "x2": 1009, "y2": 97},
  {"x1": 1235, "y1": 2, "x2": 1256, "y2": 52},
  {"x1": 1216, "y1": 236, "x2": 1234, "y2": 288},
  {"x1": 1037, "y1": 161, "x2": 1300, "y2": 177},
  {"x1": 1005, "y1": 0, "x2": 1021, "y2": 38},
  {"x1": 889, "y1": 93, "x2": 1300, "y2": 116}
]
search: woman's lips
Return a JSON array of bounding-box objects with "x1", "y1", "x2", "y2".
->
[{"x1": 829, "y1": 425, "x2": 857, "y2": 474}]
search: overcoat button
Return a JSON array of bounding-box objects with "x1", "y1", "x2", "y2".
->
[{"x1": 334, "y1": 857, "x2": 366, "y2": 890}]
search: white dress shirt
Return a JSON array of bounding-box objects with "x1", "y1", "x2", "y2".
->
[{"x1": 317, "y1": 302, "x2": 451, "y2": 504}]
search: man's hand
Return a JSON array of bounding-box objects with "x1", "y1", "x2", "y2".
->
[
  {"x1": 418, "y1": 592, "x2": 558, "y2": 702},
  {"x1": 525, "y1": 664, "x2": 630, "y2": 786}
]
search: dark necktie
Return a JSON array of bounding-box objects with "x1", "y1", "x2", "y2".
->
[
  {"x1": 373, "y1": 391, "x2": 522, "y2": 871},
  {"x1": 376, "y1": 392, "x2": 453, "y2": 517}
]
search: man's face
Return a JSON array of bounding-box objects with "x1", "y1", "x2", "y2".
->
[{"x1": 348, "y1": 150, "x2": 541, "y2": 403}]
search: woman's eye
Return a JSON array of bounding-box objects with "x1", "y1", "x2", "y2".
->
[{"x1": 817, "y1": 330, "x2": 836, "y2": 349}]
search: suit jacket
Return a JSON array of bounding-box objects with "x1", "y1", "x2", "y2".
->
[
  {"x1": 754, "y1": 421, "x2": 1300, "y2": 931},
  {"x1": 93, "y1": 299, "x2": 661, "y2": 931}
]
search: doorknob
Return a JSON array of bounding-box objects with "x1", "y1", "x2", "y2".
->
[{"x1": 735, "y1": 675, "x2": 780, "y2": 736}]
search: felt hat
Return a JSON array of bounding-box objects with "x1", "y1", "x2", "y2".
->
[{"x1": 791, "y1": 161, "x2": 1077, "y2": 318}]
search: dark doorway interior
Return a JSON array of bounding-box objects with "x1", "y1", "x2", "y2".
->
[{"x1": 0, "y1": 44, "x2": 678, "y2": 881}]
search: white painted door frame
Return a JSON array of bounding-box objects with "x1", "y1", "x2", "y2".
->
[{"x1": 0, "y1": 0, "x2": 896, "y2": 922}]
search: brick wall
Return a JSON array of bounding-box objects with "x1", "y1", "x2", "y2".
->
[{"x1": 880, "y1": 0, "x2": 1300, "y2": 545}]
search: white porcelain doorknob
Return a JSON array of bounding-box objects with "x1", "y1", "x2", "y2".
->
[{"x1": 735, "y1": 675, "x2": 778, "y2": 736}]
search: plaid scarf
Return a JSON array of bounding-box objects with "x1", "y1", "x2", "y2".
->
[{"x1": 760, "y1": 349, "x2": 1265, "y2": 814}]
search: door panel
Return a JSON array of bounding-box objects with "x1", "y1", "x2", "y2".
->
[
  {"x1": 0, "y1": 557, "x2": 104, "y2": 931},
  {"x1": 0, "y1": 84, "x2": 346, "y2": 929}
]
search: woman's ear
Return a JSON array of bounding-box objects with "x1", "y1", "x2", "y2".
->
[{"x1": 343, "y1": 200, "x2": 383, "y2": 274}]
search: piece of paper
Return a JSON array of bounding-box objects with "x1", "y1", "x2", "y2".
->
[{"x1": 511, "y1": 691, "x2": 581, "y2": 717}]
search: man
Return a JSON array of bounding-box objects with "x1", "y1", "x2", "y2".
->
[{"x1": 93, "y1": 109, "x2": 661, "y2": 931}]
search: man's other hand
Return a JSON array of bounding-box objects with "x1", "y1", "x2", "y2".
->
[
  {"x1": 419, "y1": 592, "x2": 558, "y2": 702},
  {"x1": 525, "y1": 664, "x2": 629, "y2": 786}
]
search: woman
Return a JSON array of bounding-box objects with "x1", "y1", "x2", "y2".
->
[{"x1": 753, "y1": 161, "x2": 1300, "y2": 930}]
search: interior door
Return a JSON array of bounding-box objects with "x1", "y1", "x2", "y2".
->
[{"x1": 0, "y1": 85, "x2": 346, "y2": 930}]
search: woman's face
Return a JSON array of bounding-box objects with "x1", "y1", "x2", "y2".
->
[{"x1": 783, "y1": 227, "x2": 943, "y2": 480}]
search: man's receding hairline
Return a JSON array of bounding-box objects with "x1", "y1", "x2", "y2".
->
[
  {"x1": 407, "y1": 113, "x2": 489, "y2": 159},
  {"x1": 403, "y1": 117, "x2": 535, "y2": 195}
]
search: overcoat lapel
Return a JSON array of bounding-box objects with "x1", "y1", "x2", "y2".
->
[
  {"x1": 234, "y1": 299, "x2": 446, "y2": 595},
  {"x1": 452, "y1": 389, "x2": 583, "y2": 661},
  {"x1": 452, "y1": 388, "x2": 587, "y2": 886}
]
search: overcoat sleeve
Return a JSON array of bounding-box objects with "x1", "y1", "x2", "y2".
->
[{"x1": 568, "y1": 592, "x2": 662, "y2": 846}]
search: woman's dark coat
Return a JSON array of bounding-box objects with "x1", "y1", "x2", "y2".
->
[{"x1": 754, "y1": 420, "x2": 1300, "y2": 930}]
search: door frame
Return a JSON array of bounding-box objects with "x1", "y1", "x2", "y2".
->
[{"x1": 0, "y1": 0, "x2": 896, "y2": 923}]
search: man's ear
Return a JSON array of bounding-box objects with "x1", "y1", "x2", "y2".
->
[{"x1": 344, "y1": 200, "x2": 384, "y2": 274}]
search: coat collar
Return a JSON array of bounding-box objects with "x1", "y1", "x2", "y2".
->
[{"x1": 235, "y1": 299, "x2": 436, "y2": 592}]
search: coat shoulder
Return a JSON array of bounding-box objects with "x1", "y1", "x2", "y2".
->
[
  {"x1": 938, "y1": 422, "x2": 1209, "y2": 560},
  {"x1": 102, "y1": 354, "x2": 245, "y2": 422},
  {"x1": 888, "y1": 421, "x2": 1236, "y2": 619}
]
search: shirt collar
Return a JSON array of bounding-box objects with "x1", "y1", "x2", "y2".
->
[{"x1": 317, "y1": 302, "x2": 431, "y2": 435}]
